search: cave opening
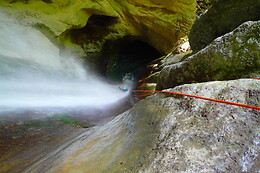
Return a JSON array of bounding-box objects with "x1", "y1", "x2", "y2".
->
[
  {"x1": 100, "y1": 37, "x2": 162, "y2": 85},
  {"x1": 62, "y1": 15, "x2": 162, "y2": 86}
]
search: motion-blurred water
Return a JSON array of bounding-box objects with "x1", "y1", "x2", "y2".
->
[{"x1": 0, "y1": 13, "x2": 128, "y2": 114}]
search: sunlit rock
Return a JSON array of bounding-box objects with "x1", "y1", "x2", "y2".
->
[{"x1": 0, "y1": 0, "x2": 196, "y2": 54}]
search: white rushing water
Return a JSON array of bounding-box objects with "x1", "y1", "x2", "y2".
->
[{"x1": 0, "y1": 13, "x2": 128, "y2": 114}]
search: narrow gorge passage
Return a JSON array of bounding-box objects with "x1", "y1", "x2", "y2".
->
[{"x1": 1, "y1": 0, "x2": 258, "y2": 172}]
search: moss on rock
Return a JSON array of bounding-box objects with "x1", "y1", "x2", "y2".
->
[
  {"x1": 0, "y1": 0, "x2": 196, "y2": 55},
  {"x1": 157, "y1": 21, "x2": 260, "y2": 90}
]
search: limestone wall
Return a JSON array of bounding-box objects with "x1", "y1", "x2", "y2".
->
[{"x1": 0, "y1": 0, "x2": 196, "y2": 54}]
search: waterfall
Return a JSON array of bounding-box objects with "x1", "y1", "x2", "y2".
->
[{"x1": 0, "y1": 13, "x2": 128, "y2": 115}]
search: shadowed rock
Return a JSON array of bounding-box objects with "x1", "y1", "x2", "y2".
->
[{"x1": 189, "y1": 0, "x2": 260, "y2": 51}]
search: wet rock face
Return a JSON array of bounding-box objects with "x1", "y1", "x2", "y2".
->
[
  {"x1": 26, "y1": 79, "x2": 260, "y2": 172},
  {"x1": 0, "y1": 0, "x2": 196, "y2": 54},
  {"x1": 189, "y1": 0, "x2": 260, "y2": 51},
  {"x1": 157, "y1": 21, "x2": 260, "y2": 90}
]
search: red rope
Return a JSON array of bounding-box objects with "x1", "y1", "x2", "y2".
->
[{"x1": 132, "y1": 90, "x2": 260, "y2": 110}]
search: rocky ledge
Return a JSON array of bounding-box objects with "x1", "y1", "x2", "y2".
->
[
  {"x1": 157, "y1": 20, "x2": 260, "y2": 90},
  {"x1": 0, "y1": 0, "x2": 196, "y2": 55}
]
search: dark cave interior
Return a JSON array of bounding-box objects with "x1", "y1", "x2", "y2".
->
[{"x1": 101, "y1": 37, "x2": 162, "y2": 83}]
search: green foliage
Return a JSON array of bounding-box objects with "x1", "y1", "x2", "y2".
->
[
  {"x1": 52, "y1": 115, "x2": 78, "y2": 124},
  {"x1": 52, "y1": 115, "x2": 89, "y2": 128}
]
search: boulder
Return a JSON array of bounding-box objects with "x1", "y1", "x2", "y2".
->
[
  {"x1": 189, "y1": 0, "x2": 260, "y2": 51},
  {"x1": 25, "y1": 79, "x2": 260, "y2": 172},
  {"x1": 157, "y1": 21, "x2": 260, "y2": 90},
  {"x1": 0, "y1": 0, "x2": 196, "y2": 54}
]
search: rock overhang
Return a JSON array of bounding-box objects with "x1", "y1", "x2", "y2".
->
[{"x1": 0, "y1": 0, "x2": 196, "y2": 54}]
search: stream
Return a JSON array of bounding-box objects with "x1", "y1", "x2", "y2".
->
[
  {"x1": 0, "y1": 12, "x2": 132, "y2": 172},
  {"x1": 0, "y1": 12, "x2": 129, "y2": 118}
]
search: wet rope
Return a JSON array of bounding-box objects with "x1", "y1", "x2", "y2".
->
[{"x1": 132, "y1": 89, "x2": 260, "y2": 110}]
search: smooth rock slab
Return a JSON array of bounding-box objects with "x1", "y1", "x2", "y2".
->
[{"x1": 25, "y1": 79, "x2": 260, "y2": 173}]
